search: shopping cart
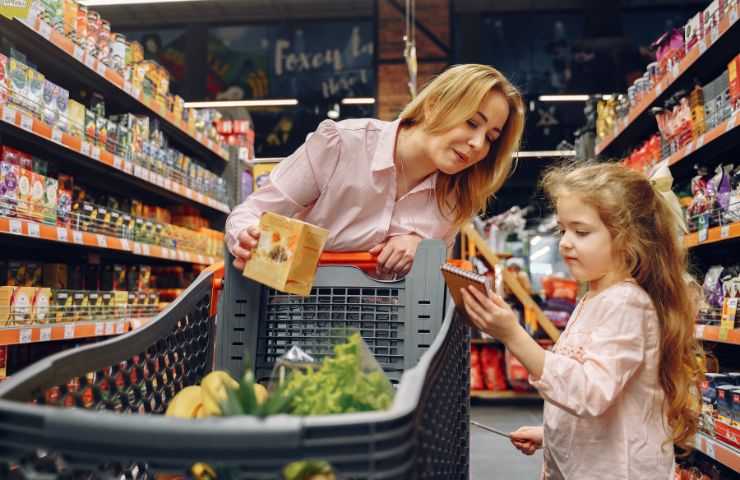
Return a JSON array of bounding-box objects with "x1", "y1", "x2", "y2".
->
[{"x1": 0, "y1": 240, "x2": 470, "y2": 479}]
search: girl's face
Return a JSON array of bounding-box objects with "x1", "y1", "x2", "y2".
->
[
  {"x1": 426, "y1": 89, "x2": 510, "y2": 175},
  {"x1": 556, "y1": 194, "x2": 625, "y2": 290}
]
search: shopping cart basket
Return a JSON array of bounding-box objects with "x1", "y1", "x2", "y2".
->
[{"x1": 0, "y1": 240, "x2": 470, "y2": 479}]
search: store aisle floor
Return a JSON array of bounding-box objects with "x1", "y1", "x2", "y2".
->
[{"x1": 470, "y1": 402, "x2": 544, "y2": 479}]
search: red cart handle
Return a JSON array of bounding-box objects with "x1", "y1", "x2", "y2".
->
[{"x1": 319, "y1": 252, "x2": 377, "y2": 273}]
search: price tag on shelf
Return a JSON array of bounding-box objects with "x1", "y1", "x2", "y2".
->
[
  {"x1": 698, "y1": 227, "x2": 708, "y2": 243},
  {"x1": 727, "y1": 111, "x2": 738, "y2": 132},
  {"x1": 96, "y1": 234, "x2": 108, "y2": 248},
  {"x1": 81, "y1": 142, "x2": 91, "y2": 156},
  {"x1": 123, "y1": 81, "x2": 132, "y2": 95},
  {"x1": 115, "y1": 321, "x2": 125, "y2": 334},
  {"x1": 710, "y1": 25, "x2": 719, "y2": 44},
  {"x1": 64, "y1": 323, "x2": 75, "y2": 339},
  {"x1": 164, "y1": 179, "x2": 172, "y2": 190},
  {"x1": 2, "y1": 106, "x2": 15, "y2": 124},
  {"x1": 96, "y1": 62, "x2": 107, "y2": 77},
  {"x1": 52, "y1": 127, "x2": 63, "y2": 144},
  {"x1": 732, "y1": 7, "x2": 738, "y2": 25},
  {"x1": 142, "y1": 244, "x2": 151, "y2": 256},
  {"x1": 38, "y1": 21, "x2": 52, "y2": 40},
  {"x1": 19, "y1": 328, "x2": 33, "y2": 344},
  {"x1": 27, "y1": 222, "x2": 40, "y2": 238},
  {"x1": 9, "y1": 219, "x2": 22, "y2": 235},
  {"x1": 120, "y1": 238, "x2": 130, "y2": 250},
  {"x1": 704, "y1": 440, "x2": 715, "y2": 459},
  {"x1": 132, "y1": 87, "x2": 142, "y2": 100},
  {"x1": 131, "y1": 318, "x2": 142, "y2": 330},
  {"x1": 20, "y1": 114, "x2": 33, "y2": 131},
  {"x1": 113, "y1": 156, "x2": 123, "y2": 170},
  {"x1": 84, "y1": 54, "x2": 96, "y2": 70},
  {"x1": 133, "y1": 242, "x2": 142, "y2": 255},
  {"x1": 671, "y1": 63, "x2": 680, "y2": 79},
  {"x1": 177, "y1": 250, "x2": 185, "y2": 261},
  {"x1": 123, "y1": 161, "x2": 133, "y2": 175},
  {"x1": 56, "y1": 227, "x2": 68, "y2": 242},
  {"x1": 142, "y1": 169, "x2": 150, "y2": 182},
  {"x1": 73, "y1": 46, "x2": 84, "y2": 62},
  {"x1": 721, "y1": 224, "x2": 730, "y2": 239},
  {"x1": 72, "y1": 230, "x2": 84, "y2": 244},
  {"x1": 105, "y1": 322, "x2": 115, "y2": 335},
  {"x1": 91, "y1": 146, "x2": 101, "y2": 160},
  {"x1": 696, "y1": 135, "x2": 705, "y2": 150},
  {"x1": 695, "y1": 324, "x2": 706, "y2": 339},
  {"x1": 197, "y1": 254, "x2": 205, "y2": 264},
  {"x1": 40, "y1": 327, "x2": 52, "y2": 342},
  {"x1": 95, "y1": 323, "x2": 104, "y2": 336}
]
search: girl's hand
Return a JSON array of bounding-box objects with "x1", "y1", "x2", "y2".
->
[
  {"x1": 510, "y1": 426, "x2": 543, "y2": 456},
  {"x1": 232, "y1": 226, "x2": 260, "y2": 271},
  {"x1": 460, "y1": 286, "x2": 520, "y2": 342},
  {"x1": 369, "y1": 233, "x2": 422, "y2": 277}
]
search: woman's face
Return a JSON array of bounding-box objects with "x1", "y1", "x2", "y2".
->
[{"x1": 426, "y1": 89, "x2": 510, "y2": 175}]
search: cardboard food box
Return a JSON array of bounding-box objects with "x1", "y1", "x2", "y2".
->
[
  {"x1": 729, "y1": 54, "x2": 740, "y2": 109},
  {"x1": 113, "y1": 290, "x2": 128, "y2": 319},
  {"x1": 30, "y1": 172, "x2": 46, "y2": 222},
  {"x1": 32, "y1": 287, "x2": 52, "y2": 324},
  {"x1": 0, "y1": 54, "x2": 9, "y2": 105},
  {"x1": 71, "y1": 290, "x2": 89, "y2": 322},
  {"x1": 7, "y1": 286, "x2": 35, "y2": 325},
  {"x1": 100, "y1": 291, "x2": 114, "y2": 320},
  {"x1": 67, "y1": 99, "x2": 85, "y2": 137},
  {"x1": 87, "y1": 291, "x2": 102, "y2": 320},
  {"x1": 52, "y1": 289, "x2": 74, "y2": 323},
  {"x1": 242, "y1": 212, "x2": 329, "y2": 296},
  {"x1": 17, "y1": 168, "x2": 32, "y2": 219},
  {"x1": 44, "y1": 177, "x2": 58, "y2": 224},
  {"x1": 0, "y1": 161, "x2": 19, "y2": 217}
]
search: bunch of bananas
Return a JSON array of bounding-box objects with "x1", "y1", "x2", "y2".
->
[{"x1": 165, "y1": 370, "x2": 278, "y2": 419}]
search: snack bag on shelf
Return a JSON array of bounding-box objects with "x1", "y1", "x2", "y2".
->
[
  {"x1": 470, "y1": 344, "x2": 485, "y2": 391},
  {"x1": 481, "y1": 345, "x2": 508, "y2": 391},
  {"x1": 505, "y1": 347, "x2": 533, "y2": 392}
]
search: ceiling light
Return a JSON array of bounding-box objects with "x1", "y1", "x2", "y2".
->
[
  {"x1": 341, "y1": 98, "x2": 375, "y2": 105},
  {"x1": 79, "y1": 0, "x2": 206, "y2": 6},
  {"x1": 184, "y1": 99, "x2": 299, "y2": 108},
  {"x1": 530, "y1": 246, "x2": 552, "y2": 261},
  {"x1": 514, "y1": 150, "x2": 576, "y2": 158},
  {"x1": 538, "y1": 95, "x2": 590, "y2": 102}
]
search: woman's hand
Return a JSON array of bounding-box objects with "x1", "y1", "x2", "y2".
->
[
  {"x1": 232, "y1": 226, "x2": 260, "y2": 271},
  {"x1": 369, "y1": 233, "x2": 422, "y2": 277},
  {"x1": 510, "y1": 426, "x2": 543, "y2": 455},
  {"x1": 460, "y1": 286, "x2": 520, "y2": 342}
]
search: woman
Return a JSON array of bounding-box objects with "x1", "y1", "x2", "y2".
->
[{"x1": 226, "y1": 64, "x2": 525, "y2": 276}]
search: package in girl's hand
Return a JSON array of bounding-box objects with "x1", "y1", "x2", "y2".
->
[{"x1": 242, "y1": 212, "x2": 329, "y2": 296}]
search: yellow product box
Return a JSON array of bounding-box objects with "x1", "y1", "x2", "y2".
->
[
  {"x1": 0, "y1": 286, "x2": 36, "y2": 326},
  {"x1": 17, "y1": 167, "x2": 33, "y2": 218},
  {"x1": 71, "y1": 290, "x2": 89, "y2": 322},
  {"x1": 32, "y1": 288, "x2": 52, "y2": 324},
  {"x1": 52, "y1": 289, "x2": 74, "y2": 323},
  {"x1": 100, "y1": 292, "x2": 114, "y2": 320},
  {"x1": 67, "y1": 99, "x2": 85, "y2": 137},
  {"x1": 30, "y1": 172, "x2": 46, "y2": 222},
  {"x1": 243, "y1": 212, "x2": 329, "y2": 296},
  {"x1": 113, "y1": 290, "x2": 128, "y2": 319},
  {"x1": 87, "y1": 291, "x2": 102, "y2": 320}
]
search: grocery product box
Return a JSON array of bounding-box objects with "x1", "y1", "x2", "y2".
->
[
  {"x1": 30, "y1": 172, "x2": 46, "y2": 222},
  {"x1": 52, "y1": 289, "x2": 74, "y2": 323},
  {"x1": 0, "y1": 161, "x2": 19, "y2": 217},
  {"x1": 71, "y1": 290, "x2": 89, "y2": 322},
  {"x1": 729, "y1": 54, "x2": 740, "y2": 109},
  {"x1": 87, "y1": 291, "x2": 102, "y2": 320},
  {"x1": 17, "y1": 167, "x2": 32, "y2": 219},
  {"x1": 43, "y1": 177, "x2": 58, "y2": 224},
  {"x1": 0, "y1": 286, "x2": 36, "y2": 325},
  {"x1": 33, "y1": 287, "x2": 52, "y2": 324},
  {"x1": 242, "y1": 212, "x2": 329, "y2": 296},
  {"x1": 100, "y1": 291, "x2": 114, "y2": 320},
  {"x1": 27, "y1": 68, "x2": 45, "y2": 117},
  {"x1": 0, "y1": 54, "x2": 8, "y2": 105},
  {"x1": 67, "y1": 99, "x2": 85, "y2": 137}
]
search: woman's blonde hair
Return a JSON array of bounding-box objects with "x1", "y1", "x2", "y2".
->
[
  {"x1": 399, "y1": 64, "x2": 525, "y2": 228},
  {"x1": 542, "y1": 162, "x2": 704, "y2": 451}
]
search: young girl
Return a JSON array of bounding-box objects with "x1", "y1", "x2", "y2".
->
[
  {"x1": 226, "y1": 64, "x2": 525, "y2": 277},
  {"x1": 461, "y1": 163, "x2": 703, "y2": 479}
]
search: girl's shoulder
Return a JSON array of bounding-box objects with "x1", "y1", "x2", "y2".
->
[{"x1": 597, "y1": 280, "x2": 655, "y2": 313}]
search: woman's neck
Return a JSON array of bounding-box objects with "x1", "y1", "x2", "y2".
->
[{"x1": 394, "y1": 125, "x2": 437, "y2": 197}]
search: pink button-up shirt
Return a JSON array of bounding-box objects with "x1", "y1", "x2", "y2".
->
[
  {"x1": 225, "y1": 118, "x2": 458, "y2": 255},
  {"x1": 531, "y1": 281, "x2": 675, "y2": 480}
]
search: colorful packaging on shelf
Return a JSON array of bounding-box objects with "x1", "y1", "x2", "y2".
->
[
  {"x1": 702, "y1": 372, "x2": 729, "y2": 403},
  {"x1": 30, "y1": 172, "x2": 46, "y2": 222},
  {"x1": 87, "y1": 291, "x2": 101, "y2": 320},
  {"x1": 56, "y1": 174, "x2": 73, "y2": 226},
  {"x1": 16, "y1": 168, "x2": 33, "y2": 219},
  {"x1": 0, "y1": 54, "x2": 8, "y2": 105},
  {"x1": 733, "y1": 388, "x2": 740, "y2": 427},
  {"x1": 100, "y1": 291, "x2": 114, "y2": 320},
  {"x1": 43, "y1": 177, "x2": 58, "y2": 224},
  {"x1": 71, "y1": 290, "x2": 89, "y2": 322},
  {"x1": 52, "y1": 289, "x2": 73, "y2": 323},
  {"x1": 480, "y1": 345, "x2": 507, "y2": 391},
  {"x1": 33, "y1": 287, "x2": 52, "y2": 324},
  {"x1": 84, "y1": 108, "x2": 96, "y2": 143},
  {"x1": 66, "y1": 99, "x2": 85, "y2": 137},
  {"x1": 63, "y1": 0, "x2": 77, "y2": 38},
  {"x1": 27, "y1": 68, "x2": 45, "y2": 117},
  {"x1": 717, "y1": 384, "x2": 735, "y2": 423},
  {"x1": 470, "y1": 345, "x2": 485, "y2": 390},
  {"x1": 729, "y1": 54, "x2": 740, "y2": 109},
  {"x1": 0, "y1": 162, "x2": 19, "y2": 217},
  {"x1": 75, "y1": 4, "x2": 87, "y2": 46},
  {"x1": 55, "y1": 87, "x2": 69, "y2": 132},
  {"x1": 85, "y1": 10, "x2": 101, "y2": 55},
  {"x1": 8, "y1": 59, "x2": 30, "y2": 112},
  {"x1": 96, "y1": 114, "x2": 108, "y2": 147},
  {"x1": 9, "y1": 286, "x2": 35, "y2": 325},
  {"x1": 505, "y1": 347, "x2": 533, "y2": 392},
  {"x1": 97, "y1": 19, "x2": 111, "y2": 66},
  {"x1": 112, "y1": 290, "x2": 127, "y2": 319},
  {"x1": 42, "y1": 81, "x2": 60, "y2": 125}
]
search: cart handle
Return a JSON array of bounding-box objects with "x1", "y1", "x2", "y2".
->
[{"x1": 319, "y1": 252, "x2": 377, "y2": 272}]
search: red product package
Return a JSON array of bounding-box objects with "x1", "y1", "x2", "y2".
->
[
  {"x1": 542, "y1": 276, "x2": 579, "y2": 302},
  {"x1": 481, "y1": 345, "x2": 508, "y2": 391},
  {"x1": 470, "y1": 345, "x2": 484, "y2": 391},
  {"x1": 506, "y1": 348, "x2": 534, "y2": 392}
]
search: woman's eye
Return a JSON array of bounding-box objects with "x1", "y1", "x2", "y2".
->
[{"x1": 575, "y1": 231, "x2": 589, "y2": 237}]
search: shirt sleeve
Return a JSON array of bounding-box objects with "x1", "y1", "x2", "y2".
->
[
  {"x1": 529, "y1": 292, "x2": 648, "y2": 418},
  {"x1": 225, "y1": 120, "x2": 342, "y2": 255}
]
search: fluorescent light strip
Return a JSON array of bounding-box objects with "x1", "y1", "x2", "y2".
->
[
  {"x1": 79, "y1": 0, "x2": 205, "y2": 6},
  {"x1": 515, "y1": 150, "x2": 576, "y2": 158},
  {"x1": 538, "y1": 95, "x2": 590, "y2": 102},
  {"x1": 341, "y1": 98, "x2": 376, "y2": 105},
  {"x1": 530, "y1": 246, "x2": 552, "y2": 261},
  {"x1": 184, "y1": 99, "x2": 299, "y2": 108}
]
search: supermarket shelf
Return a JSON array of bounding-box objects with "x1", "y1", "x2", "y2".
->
[
  {"x1": 471, "y1": 390, "x2": 541, "y2": 400},
  {"x1": 0, "y1": 317, "x2": 154, "y2": 346},
  {"x1": 0, "y1": 105, "x2": 230, "y2": 215},
  {"x1": 595, "y1": 4, "x2": 739, "y2": 157},
  {"x1": 0, "y1": 15, "x2": 229, "y2": 168},
  {"x1": 667, "y1": 110, "x2": 739, "y2": 168},
  {"x1": 0, "y1": 217, "x2": 220, "y2": 266},
  {"x1": 684, "y1": 222, "x2": 740, "y2": 249},
  {"x1": 695, "y1": 432, "x2": 740, "y2": 473},
  {"x1": 696, "y1": 324, "x2": 740, "y2": 346}
]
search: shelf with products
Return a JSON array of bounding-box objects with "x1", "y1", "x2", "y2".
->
[
  {"x1": 0, "y1": 216, "x2": 220, "y2": 265},
  {"x1": 666, "y1": 110, "x2": 739, "y2": 169},
  {"x1": 0, "y1": 14, "x2": 229, "y2": 167},
  {"x1": 695, "y1": 432, "x2": 740, "y2": 473},
  {"x1": 696, "y1": 324, "x2": 740, "y2": 345},
  {"x1": 595, "y1": 2, "x2": 739, "y2": 157},
  {"x1": 684, "y1": 221, "x2": 740, "y2": 248},
  {"x1": 0, "y1": 105, "x2": 230, "y2": 215},
  {"x1": 470, "y1": 390, "x2": 541, "y2": 400},
  {"x1": 0, "y1": 316, "x2": 154, "y2": 346}
]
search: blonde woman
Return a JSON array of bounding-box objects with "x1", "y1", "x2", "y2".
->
[{"x1": 226, "y1": 64, "x2": 525, "y2": 276}]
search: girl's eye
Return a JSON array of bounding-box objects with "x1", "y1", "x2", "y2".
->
[
  {"x1": 467, "y1": 120, "x2": 478, "y2": 129},
  {"x1": 486, "y1": 135, "x2": 496, "y2": 144},
  {"x1": 557, "y1": 229, "x2": 565, "y2": 236}
]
